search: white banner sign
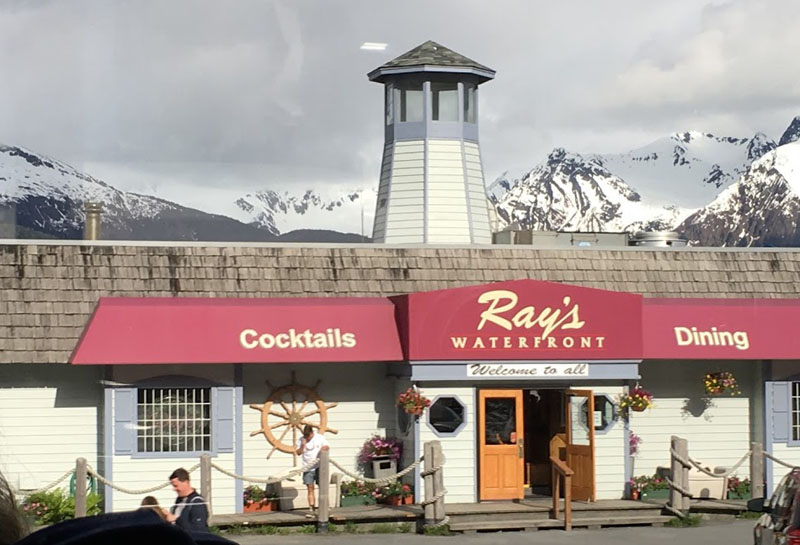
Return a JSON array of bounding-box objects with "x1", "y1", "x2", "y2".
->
[{"x1": 466, "y1": 363, "x2": 589, "y2": 378}]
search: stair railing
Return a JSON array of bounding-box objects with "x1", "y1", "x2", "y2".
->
[{"x1": 550, "y1": 456, "x2": 574, "y2": 531}]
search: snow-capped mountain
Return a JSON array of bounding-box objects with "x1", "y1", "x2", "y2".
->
[
  {"x1": 226, "y1": 186, "x2": 376, "y2": 237},
  {"x1": 780, "y1": 116, "x2": 800, "y2": 147},
  {"x1": 0, "y1": 144, "x2": 372, "y2": 242},
  {"x1": 678, "y1": 141, "x2": 800, "y2": 246},
  {"x1": 490, "y1": 129, "x2": 779, "y2": 234},
  {"x1": 492, "y1": 148, "x2": 684, "y2": 232},
  {"x1": 1, "y1": 145, "x2": 294, "y2": 241}
]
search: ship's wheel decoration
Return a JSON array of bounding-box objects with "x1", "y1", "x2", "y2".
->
[{"x1": 249, "y1": 372, "x2": 338, "y2": 465}]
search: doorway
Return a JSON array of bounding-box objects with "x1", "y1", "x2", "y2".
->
[{"x1": 478, "y1": 388, "x2": 596, "y2": 502}]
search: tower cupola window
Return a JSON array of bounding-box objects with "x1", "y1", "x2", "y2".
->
[
  {"x1": 464, "y1": 83, "x2": 476, "y2": 124},
  {"x1": 395, "y1": 83, "x2": 424, "y2": 122},
  {"x1": 432, "y1": 82, "x2": 459, "y2": 122}
]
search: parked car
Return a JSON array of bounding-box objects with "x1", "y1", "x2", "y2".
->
[{"x1": 750, "y1": 468, "x2": 800, "y2": 544}]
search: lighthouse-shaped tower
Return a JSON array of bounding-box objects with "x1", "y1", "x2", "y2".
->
[{"x1": 368, "y1": 41, "x2": 495, "y2": 244}]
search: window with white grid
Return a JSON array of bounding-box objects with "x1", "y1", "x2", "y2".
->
[
  {"x1": 137, "y1": 388, "x2": 211, "y2": 453},
  {"x1": 792, "y1": 383, "x2": 800, "y2": 441}
]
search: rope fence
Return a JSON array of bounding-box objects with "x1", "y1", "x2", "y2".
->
[
  {"x1": 665, "y1": 437, "x2": 799, "y2": 519},
  {"x1": 11, "y1": 440, "x2": 450, "y2": 532}
]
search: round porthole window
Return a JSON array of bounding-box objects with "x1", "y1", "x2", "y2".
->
[{"x1": 428, "y1": 396, "x2": 467, "y2": 436}]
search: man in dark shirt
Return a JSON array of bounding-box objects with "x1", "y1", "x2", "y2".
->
[{"x1": 165, "y1": 468, "x2": 209, "y2": 532}]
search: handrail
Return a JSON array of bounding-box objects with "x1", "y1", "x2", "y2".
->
[
  {"x1": 551, "y1": 456, "x2": 574, "y2": 477},
  {"x1": 550, "y1": 456, "x2": 573, "y2": 531}
]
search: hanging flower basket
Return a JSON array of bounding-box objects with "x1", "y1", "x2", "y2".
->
[
  {"x1": 397, "y1": 387, "x2": 431, "y2": 416},
  {"x1": 704, "y1": 372, "x2": 741, "y2": 396},
  {"x1": 619, "y1": 387, "x2": 653, "y2": 415}
]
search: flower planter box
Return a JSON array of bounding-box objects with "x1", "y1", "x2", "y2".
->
[
  {"x1": 340, "y1": 495, "x2": 377, "y2": 507},
  {"x1": 641, "y1": 488, "x2": 670, "y2": 500},
  {"x1": 403, "y1": 495, "x2": 413, "y2": 505},
  {"x1": 727, "y1": 491, "x2": 752, "y2": 500},
  {"x1": 243, "y1": 500, "x2": 279, "y2": 513}
]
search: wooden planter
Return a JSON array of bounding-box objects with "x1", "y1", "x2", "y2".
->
[
  {"x1": 382, "y1": 495, "x2": 403, "y2": 506},
  {"x1": 243, "y1": 500, "x2": 279, "y2": 513},
  {"x1": 641, "y1": 488, "x2": 670, "y2": 500},
  {"x1": 340, "y1": 495, "x2": 376, "y2": 507}
]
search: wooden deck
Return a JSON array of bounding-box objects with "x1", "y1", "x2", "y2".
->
[{"x1": 210, "y1": 498, "x2": 672, "y2": 532}]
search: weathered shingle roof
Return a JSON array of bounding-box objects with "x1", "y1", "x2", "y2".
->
[
  {"x1": 368, "y1": 41, "x2": 495, "y2": 83},
  {"x1": 3, "y1": 242, "x2": 800, "y2": 364},
  {"x1": 379, "y1": 40, "x2": 492, "y2": 72}
]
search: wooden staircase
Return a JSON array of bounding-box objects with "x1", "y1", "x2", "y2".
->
[{"x1": 446, "y1": 499, "x2": 671, "y2": 533}]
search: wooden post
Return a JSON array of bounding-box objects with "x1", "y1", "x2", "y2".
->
[
  {"x1": 679, "y1": 438, "x2": 690, "y2": 510},
  {"x1": 552, "y1": 465, "x2": 560, "y2": 520},
  {"x1": 431, "y1": 441, "x2": 446, "y2": 524},
  {"x1": 200, "y1": 454, "x2": 212, "y2": 516},
  {"x1": 317, "y1": 450, "x2": 330, "y2": 533},
  {"x1": 423, "y1": 442, "x2": 435, "y2": 526},
  {"x1": 75, "y1": 457, "x2": 87, "y2": 518},
  {"x1": 564, "y1": 474, "x2": 572, "y2": 532},
  {"x1": 751, "y1": 442, "x2": 764, "y2": 500},
  {"x1": 669, "y1": 436, "x2": 682, "y2": 511}
]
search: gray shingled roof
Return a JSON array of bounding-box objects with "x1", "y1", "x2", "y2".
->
[
  {"x1": 3, "y1": 242, "x2": 800, "y2": 364},
  {"x1": 378, "y1": 40, "x2": 493, "y2": 73}
]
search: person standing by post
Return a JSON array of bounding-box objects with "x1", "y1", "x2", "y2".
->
[
  {"x1": 164, "y1": 468, "x2": 209, "y2": 532},
  {"x1": 295, "y1": 424, "x2": 329, "y2": 514}
]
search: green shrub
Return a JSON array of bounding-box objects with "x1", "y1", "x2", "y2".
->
[
  {"x1": 665, "y1": 514, "x2": 702, "y2": 527},
  {"x1": 21, "y1": 489, "x2": 103, "y2": 526},
  {"x1": 423, "y1": 524, "x2": 453, "y2": 536}
]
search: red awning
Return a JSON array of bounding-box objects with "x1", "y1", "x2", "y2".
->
[
  {"x1": 395, "y1": 279, "x2": 643, "y2": 361},
  {"x1": 643, "y1": 298, "x2": 800, "y2": 360},
  {"x1": 70, "y1": 297, "x2": 404, "y2": 365}
]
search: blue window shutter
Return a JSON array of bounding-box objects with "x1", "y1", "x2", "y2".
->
[
  {"x1": 215, "y1": 387, "x2": 235, "y2": 453},
  {"x1": 771, "y1": 382, "x2": 791, "y2": 443},
  {"x1": 114, "y1": 388, "x2": 136, "y2": 455}
]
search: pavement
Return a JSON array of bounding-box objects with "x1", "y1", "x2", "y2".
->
[{"x1": 228, "y1": 518, "x2": 756, "y2": 545}]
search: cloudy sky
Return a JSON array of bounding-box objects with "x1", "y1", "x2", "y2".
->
[{"x1": 1, "y1": 0, "x2": 799, "y2": 207}]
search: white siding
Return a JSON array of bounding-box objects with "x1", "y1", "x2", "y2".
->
[
  {"x1": 427, "y1": 140, "x2": 470, "y2": 245},
  {"x1": 108, "y1": 365, "x2": 236, "y2": 513},
  {"x1": 242, "y1": 364, "x2": 399, "y2": 489},
  {"x1": 463, "y1": 142, "x2": 492, "y2": 244},
  {"x1": 766, "y1": 362, "x2": 800, "y2": 491},
  {"x1": 0, "y1": 365, "x2": 101, "y2": 492},
  {"x1": 111, "y1": 454, "x2": 236, "y2": 514},
  {"x1": 371, "y1": 142, "x2": 393, "y2": 242},
  {"x1": 630, "y1": 361, "x2": 757, "y2": 482},
  {"x1": 417, "y1": 386, "x2": 475, "y2": 504},
  {"x1": 384, "y1": 141, "x2": 424, "y2": 244}
]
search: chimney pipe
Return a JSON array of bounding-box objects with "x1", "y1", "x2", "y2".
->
[{"x1": 83, "y1": 201, "x2": 103, "y2": 240}]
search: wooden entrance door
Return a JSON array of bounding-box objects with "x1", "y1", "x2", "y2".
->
[
  {"x1": 564, "y1": 389, "x2": 595, "y2": 502},
  {"x1": 478, "y1": 389, "x2": 525, "y2": 500}
]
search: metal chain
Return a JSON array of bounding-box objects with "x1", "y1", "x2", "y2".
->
[
  {"x1": 86, "y1": 463, "x2": 200, "y2": 495},
  {"x1": 210, "y1": 460, "x2": 318, "y2": 484},
  {"x1": 764, "y1": 452, "x2": 798, "y2": 469},
  {"x1": 14, "y1": 468, "x2": 76, "y2": 496},
  {"x1": 329, "y1": 457, "x2": 423, "y2": 484}
]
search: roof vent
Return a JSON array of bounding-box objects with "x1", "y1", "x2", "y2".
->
[
  {"x1": 84, "y1": 201, "x2": 103, "y2": 240},
  {"x1": 629, "y1": 231, "x2": 688, "y2": 247}
]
